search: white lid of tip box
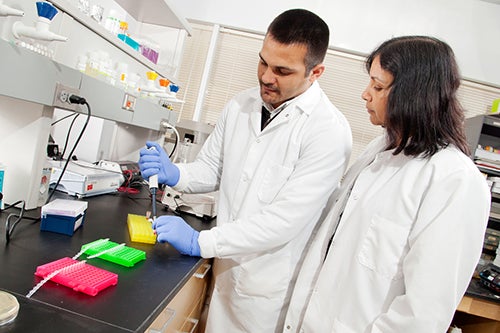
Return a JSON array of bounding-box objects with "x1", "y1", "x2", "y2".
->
[{"x1": 42, "y1": 199, "x2": 88, "y2": 217}]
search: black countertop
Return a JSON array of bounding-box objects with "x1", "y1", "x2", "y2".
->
[{"x1": 0, "y1": 189, "x2": 215, "y2": 332}]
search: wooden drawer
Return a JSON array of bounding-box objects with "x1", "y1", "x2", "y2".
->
[
  {"x1": 147, "y1": 260, "x2": 211, "y2": 333},
  {"x1": 178, "y1": 294, "x2": 206, "y2": 333}
]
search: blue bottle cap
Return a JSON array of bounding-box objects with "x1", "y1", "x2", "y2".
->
[{"x1": 36, "y1": 2, "x2": 58, "y2": 20}]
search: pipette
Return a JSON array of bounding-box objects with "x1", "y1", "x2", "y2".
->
[{"x1": 148, "y1": 147, "x2": 159, "y2": 222}]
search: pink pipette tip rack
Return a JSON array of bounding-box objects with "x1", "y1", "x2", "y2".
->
[{"x1": 34, "y1": 257, "x2": 118, "y2": 296}]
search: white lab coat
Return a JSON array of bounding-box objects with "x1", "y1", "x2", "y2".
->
[
  {"x1": 283, "y1": 135, "x2": 491, "y2": 333},
  {"x1": 174, "y1": 81, "x2": 352, "y2": 333}
]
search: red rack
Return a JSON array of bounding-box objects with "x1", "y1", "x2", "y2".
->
[{"x1": 35, "y1": 257, "x2": 118, "y2": 296}]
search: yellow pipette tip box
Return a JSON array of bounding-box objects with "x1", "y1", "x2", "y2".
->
[{"x1": 127, "y1": 214, "x2": 156, "y2": 244}]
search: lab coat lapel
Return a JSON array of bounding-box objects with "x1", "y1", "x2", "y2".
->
[
  {"x1": 263, "y1": 107, "x2": 291, "y2": 131},
  {"x1": 330, "y1": 136, "x2": 389, "y2": 236},
  {"x1": 258, "y1": 82, "x2": 321, "y2": 134},
  {"x1": 251, "y1": 100, "x2": 263, "y2": 135}
]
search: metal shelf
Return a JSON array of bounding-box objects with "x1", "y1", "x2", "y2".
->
[
  {"x1": 114, "y1": 0, "x2": 193, "y2": 36},
  {"x1": 51, "y1": 0, "x2": 191, "y2": 81},
  {"x1": 0, "y1": 38, "x2": 178, "y2": 131}
]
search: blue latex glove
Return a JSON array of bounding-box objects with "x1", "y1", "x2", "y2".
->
[
  {"x1": 139, "y1": 141, "x2": 180, "y2": 187},
  {"x1": 153, "y1": 215, "x2": 201, "y2": 256}
]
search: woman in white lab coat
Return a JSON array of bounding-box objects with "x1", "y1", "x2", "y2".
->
[{"x1": 282, "y1": 36, "x2": 491, "y2": 333}]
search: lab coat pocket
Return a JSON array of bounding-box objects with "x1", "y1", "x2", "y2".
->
[
  {"x1": 358, "y1": 215, "x2": 409, "y2": 280},
  {"x1": 236, "y1": 253, "x2": 290, "y2": 298},
  {"x1": 258, "y1": 164, "x2": 293, "y2": 203}
]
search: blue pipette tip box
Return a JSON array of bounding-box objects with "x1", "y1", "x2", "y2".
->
[{"x1": 41, "y1": 199, "x2": 88, "y2": 236}]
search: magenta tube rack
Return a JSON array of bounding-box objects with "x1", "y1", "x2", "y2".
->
[{"x1": 34, "y1": 257, "x2": 118, "y2": 296}]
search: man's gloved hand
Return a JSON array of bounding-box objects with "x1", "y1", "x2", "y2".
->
[
  {"x1": 139, "y1": 141, "x2": 180, "y2": 187},
  {"x1": 153, "y1": 216, "x2": 201, "y2": 256}
]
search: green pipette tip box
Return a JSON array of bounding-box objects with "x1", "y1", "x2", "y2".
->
[{"x1": 81, "y1": 239, "x2": 146, "y2": 267}]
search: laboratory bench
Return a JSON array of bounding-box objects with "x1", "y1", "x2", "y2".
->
[
  {"x1": 453, "y1": 279, "x2": 500, "y2": 332},
  {"x1": 0, "y1": 188, "x2": 215, "y2": 333}
]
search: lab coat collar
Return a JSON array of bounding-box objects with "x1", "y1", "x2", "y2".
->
[
  {"x1": 293, "y1": 81, "x2": 321, "y2": 116},
  {"x1": 255, "y1": 81, "x2": 322, "y2": 134}
]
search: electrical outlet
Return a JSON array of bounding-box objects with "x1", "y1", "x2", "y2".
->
[
  {"x1": 59, "y1": 90, "x2": 71, "y2": 103},
  {"x1": 53, "y1": 83, "x2": 80, "y2": 111},
  {"x1": 122, "y1": 93, "x2": 136, "y2": 111}
]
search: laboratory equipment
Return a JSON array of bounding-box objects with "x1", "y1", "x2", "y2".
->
[
  {"x1": 49, "y1": 160, "x2": 123, "y2": 197},
  {"x1": 127, "y1": 214, "x2": 157, "y2": 244},
  {"x1": 140, "y1": 145, "x2": 160, "y2": 221},
  {"x1": 169, "y1": 120, "x2": 213, "y2": 162},
  {"x1": 140, "y1": 42, "x2": 160, "y2": 64},
  {"x1": 162, "y1": 120, "x2": 218, "y2": 219},
  {"x1": 159, "y1": 78, "x2": 170, "y2": 89},
  {"x1": 89, "y1": 4, "x2": 103, "y2": 23},
  {"x1": 149, "y1": 171, "x2": 158, "y2": 220},
  {"x1": 162, "y1": 189, "x2": 218, "y2": 219},
  {"x1": 40, "y1": 199, "x2": 88, "y2": 236},
  {"x1": 479, "y1": 263, "x2": 500, "y2": 294},
  {"x1": 140, "y1": 71, "x2": 161, "y2": 94},
  {"x1": 0, "y1": 1, "x2": 24, "y2": 17},
  {"x1": 12, "y1": 2, "x2": 67, "y2": 42},
  {"x1": 0, "y1": 291, "x2": 19, "y2": 326},
  {"x1": 33, "y1": 257, "x2": 118, "y2": 296},
  {"x1": 81, "y1": 239, "x2": 146, "y2": 267},
  {"x1": 117, "y1": 33, "x2": 140, "y2": 51},
  {"x1": 27, "y1": 237, "x2": 144, "y2": 298}
]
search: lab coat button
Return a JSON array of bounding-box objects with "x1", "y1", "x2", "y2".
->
[{"x1": 256, "y1": 138, "x2": 261, "y2": 143}]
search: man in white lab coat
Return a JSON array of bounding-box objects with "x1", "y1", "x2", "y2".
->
[
  {"x1": 282, "y1": 36, "x2": 491, "y2": 333},
  {"x1": 138, "y1": 9, "x2": 352, "y2": 333}
]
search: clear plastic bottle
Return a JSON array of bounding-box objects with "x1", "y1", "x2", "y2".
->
[
  {"x1": 85, "y1": 51, "x2": 100, "y2": 77},
  {"x1": 104, "y1": 10, "x2": 120, "y2": 35},
  {"x1": 115, "y1": 62, "x2": 128, "y2": 89},
  {"x1": 177, "y1": 138, "x2": 192, "y2": 163},
  {"x1": 76, "y1": 55, "x2": 88, "y2": 72}
]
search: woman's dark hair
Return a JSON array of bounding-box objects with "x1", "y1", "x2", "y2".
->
[
  {"x1": 267, "y1": 9, "x2": 329, "y2": 74},
  {"x1": 366, "y1": 36, "x2": 469, "y2": 157}
]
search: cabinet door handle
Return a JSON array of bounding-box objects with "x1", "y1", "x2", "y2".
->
[
  {"x1": 148, "y1": 307, "x2": 176, "y2": 333},
  {"x1": 180, "y1": 317, "x2": 199, "y2": 333},
  {"x1": 193, "y1": 263, "x2": 211, "y2": 279}
]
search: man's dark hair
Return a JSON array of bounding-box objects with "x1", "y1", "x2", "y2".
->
[{"x1": 267, "y1": 9, "x2": 329, "y2": 74}]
